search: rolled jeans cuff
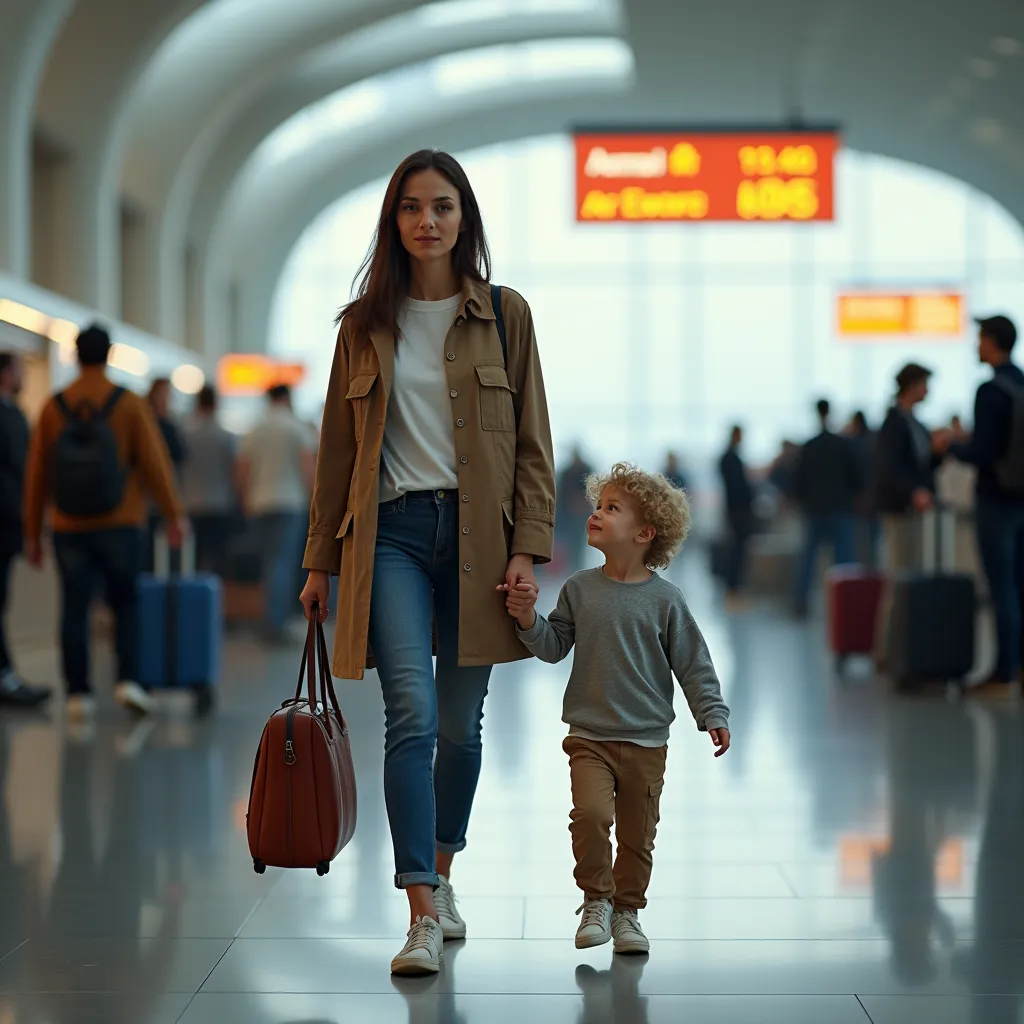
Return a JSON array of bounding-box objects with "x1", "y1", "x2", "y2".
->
[
  {"x1": 435, "y1": 838, "x2": 467, "y2": 855},
  {"x1": 394, "y1": 871, "x2": 439, "y2": 890}
]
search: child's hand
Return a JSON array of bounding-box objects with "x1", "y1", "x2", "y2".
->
[
  {"x1": 710, "y1": 728, "x2": 731, "y2": 757},
  {"x1": 497, "y1": 579, "x2": 538, "y2": 627}
]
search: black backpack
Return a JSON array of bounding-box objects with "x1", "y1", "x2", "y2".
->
[
  {"x1": 53, "y1": 388, "x2": 127, "y2": 517},
  {"x1": 993, "y1": 375, "x2": 1024, "y2": 492}
]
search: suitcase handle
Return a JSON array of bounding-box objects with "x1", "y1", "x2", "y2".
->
[
  {"x1": 292, "y1": 606, "x2": 346, "y2": 735},
  {"x1": 154, "y1": 528, "x2": 195, "y2": 578}
]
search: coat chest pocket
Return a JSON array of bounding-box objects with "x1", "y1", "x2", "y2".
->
[
  {"x1": 475, "y1": 364, "x2": 515, "y2": 432},
  {"x1": 346, "y1": 373, "x2": 379, "y2": 442}
]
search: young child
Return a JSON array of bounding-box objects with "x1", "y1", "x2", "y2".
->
[{"x1": 500, "y1": 462, "x2": 730, "y2": 954}]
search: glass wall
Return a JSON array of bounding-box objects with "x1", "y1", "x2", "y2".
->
[{"x1": 270, "y1": 135, "x2": 1024, "y2": 484}]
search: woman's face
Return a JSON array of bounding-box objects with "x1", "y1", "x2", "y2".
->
[{"x1": 396, "y1": 169, "x2": 463, "y2": 264}]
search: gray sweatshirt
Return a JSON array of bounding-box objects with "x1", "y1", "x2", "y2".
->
[{"x1": 517, "y1": 568, "x2": 730, "y2": 746}]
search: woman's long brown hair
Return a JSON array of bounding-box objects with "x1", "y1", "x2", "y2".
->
[{"x1": 338, "y1": 150, "x2": 492, "y2": 341}]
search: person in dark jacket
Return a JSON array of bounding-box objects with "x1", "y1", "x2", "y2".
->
[
  {"x1": 792, "y1": 399, "x2": 862, "y2": 616},
  {"x1": 719, "y1": 424, "x2": 755, "y2": 606},
  {"x1": 846, "y1": 411, "x2": 880, "y2": 567},
  {"x1": 0, "y1": 354, "x2": 50, "y2": 706},
  {"x1": 948, "y1": 315, "x2": 1024, "y2": 692},
  {"x1": 873, "y1": 363, "x2": 948, "y2": 665}
]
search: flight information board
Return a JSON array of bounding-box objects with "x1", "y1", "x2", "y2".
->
[{"x1": 574, "y1": 130, "x2": 838, "y2": 223}]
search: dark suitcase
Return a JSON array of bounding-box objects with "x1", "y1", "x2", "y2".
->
[
  {"x1": 827, "y1": 566, "x2": 884, "y2": 670},
  {"x1": 138, "y1": 534, "x2": 221, "y2": 709},
  {"x1": 888, "y1": 509, "x2": 975, "y2": 688},
  {"x1": 246, "y1": 612, "x2": 357, "y2": 876}
]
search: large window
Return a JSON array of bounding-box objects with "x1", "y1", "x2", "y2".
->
[{"x1": 270, "y1": 136, "x2": 1024, "y2": 482}]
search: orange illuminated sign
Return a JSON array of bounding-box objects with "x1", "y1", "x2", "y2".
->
[
  {"x1": 217, "y1": 355, "x2": 306, "y2": 395},
  {"x1": 838, "y1": 293, "x2": 964, "y2": 338},
  {"x1": 574, "y1": 130, "x2": 837, "y2": 222}
]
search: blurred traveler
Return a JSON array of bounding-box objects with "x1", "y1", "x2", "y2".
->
[
  {"x1": 237, "y1": 384, "x2": 315, "y2": 645},
  {"x1": 947, "y1": 315, "x2": 1024, "y2": 693},
  {"x1": 145, "y1": 378, "x2": 185, "y2": 571},
  {"x1": 718, "y1": 424, "x2": 755, "y2": 608},
  {"x1": 661, "y1": 451, "x2": 689, "y2": 493},
  {"x1": 23, "y1": 325, "x2": 186, "y2": 719},
  {"x1": 556, "y1": 444, "x2": 593, "y2": 572},
  {"x1": 181, "y1": 385, "x2": 237, "y2": 576},
  {"x1": 0, "y1": 353, "x2": 50, "y2": 706},
  {"x1": 791, "y1": 399, "x2": 861, "y2": 617},
  {"x1": 845, "y1": 411, "x2": 880, "y2": 568},
  {"x1": 873, "y1": 363, "x2": 948, "y2": 666},
  {"x1": 767, "y1": 440, "x2": 801, "y2": 507},
  {"x1": 298, "y1": 149, "x2": 555, "y2": 975}
]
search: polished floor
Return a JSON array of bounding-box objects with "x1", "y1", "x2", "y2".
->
[{"x1": 0, "y1": 556, "x2": 1022, "y2": 1024}]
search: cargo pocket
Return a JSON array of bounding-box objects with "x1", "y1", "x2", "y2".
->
[
  {"x1": 476, "y1": 364, "x2": 515, "y2": 432},
  {"x1": 345, "y1": 373, "x2": 379, "y2": 442},
  {"x1": 644, "y1": 778, "x2": 665, "y2": 844}
]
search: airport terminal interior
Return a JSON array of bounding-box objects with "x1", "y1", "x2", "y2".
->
[{"x1": 2, "y1": 1, "x2": 1024, "y2": 1022}]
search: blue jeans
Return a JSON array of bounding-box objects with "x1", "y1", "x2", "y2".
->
[
  {"x1": 796, "y1": 514, "x2": 856, "y2": 610},
  {"x1": 369, "y1": 490, "x2": 492, "y2": 889},
  {"x1": 53, "y1": 528, "x2": 142, "y2": 695},
  {"x1": 256, "y1": 511, "x2": 308, "y2": 632},
  {"x1": 975, "y1": 501, "x2": 1024, "y2": 680}
]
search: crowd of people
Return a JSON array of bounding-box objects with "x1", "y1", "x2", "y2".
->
[
  {"x1": 716, "y1": 314, "x2": 1024, "y2": 692},
  {"x1": 0, "y1": 328, "x2": 319, "y2": 714}
]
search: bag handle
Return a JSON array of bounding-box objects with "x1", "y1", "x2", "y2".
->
[{"x1": 292, "y1": 605, "x2": 345, "y2": 734}]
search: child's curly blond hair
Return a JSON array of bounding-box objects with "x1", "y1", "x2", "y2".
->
[{"x1": 585, "y1": 462, "x2": 691, "y2": 570}]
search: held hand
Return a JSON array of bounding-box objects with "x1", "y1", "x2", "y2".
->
[
  {"x1": 912, "y1": 487, "x2": 933, "y2": 513},
  {"x1": 505, "y1": 553, "x2": 536, "y2": 590},
  {"x1": 497, "y1": 579, "x2": 538, "y2": 627},
  {"x1": 710, "y1": 728, "x2": 731, "y2": 758},
  {"x1": 300, "y1": 570, "x2": 330, "y2": 622}
]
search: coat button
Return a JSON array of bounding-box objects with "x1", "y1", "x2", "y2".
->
[
  {"x1": 446, "y1": 352, "x2": 455, "y2": 361},
  {"x1": 456, "y1": 418, "x2": 465, "y2": 427},
  {"x1": 462, "y1": 494, "x2": 469, "y2": 502},
  {"x1": 462, "y1": 527, "x2": 470, "y2": 535},
  {"x1": 460, "y1": 456, "x2": 468, "y2": 464},
  {"x1": 450, "y1": 390, "x2": 458, "y2": 399},
  {"x1": 463, "y1": 563, "x2": 472, "y2": 572}
]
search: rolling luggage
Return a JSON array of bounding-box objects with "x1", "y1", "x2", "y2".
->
[
  {"x1": 246, "y1": 612, "x2": 357, "y2": 876},
  {"x1": 137, "y1": 534, "x2": 221, "y2": 709},
  {"x1": 826, "y1": 565, "x2": 885, "y2": 671},
  {"x1": 888, "y1": 508, "x2": 975, "y2": 689}
]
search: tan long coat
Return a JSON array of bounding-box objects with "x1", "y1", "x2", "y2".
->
[{"x1": 304, "y1": 278, "x2": 556, "y2": 679}]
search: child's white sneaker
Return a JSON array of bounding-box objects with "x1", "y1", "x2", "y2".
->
[
  {"x1": 434, "y1": 875, "x2": 466, "y2": 940},
  {"x1": 611, "y1": 908, "x2": 650, "y2": 954},
  {"x1": 575, "y1": 899, "x2": 612, "y2": 948},
  {"x1": 391, "y1": 916, "x2": 444, "y2": 975}
]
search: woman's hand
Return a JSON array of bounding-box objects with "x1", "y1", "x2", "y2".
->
[
  {"x1": 505, "y1": 553, "x2": 536, "y2": 591},
  {"x1": 300, "y1": 570, "x2": 330, "y2": 622}
]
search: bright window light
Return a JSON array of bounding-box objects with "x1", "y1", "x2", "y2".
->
[
  {"x1": 109, "y1": 344, "x2": 151, "y2": 377},
  {"x1": 171, "y1": 364, "x2": 206, "y2": 394},
  {"x1": 432, "y1": 38, "x2": 633, "y2": 95},
  {"x1": 418, "y1": 0, "x2": 614, "y2": 28}
]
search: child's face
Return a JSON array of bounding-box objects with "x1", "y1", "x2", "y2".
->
[{"x1": 587, "y1": 485, "x2": 655, "y2": 557}]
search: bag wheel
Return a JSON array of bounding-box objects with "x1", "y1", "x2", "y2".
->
[
  {"x1": 253, "y1": 859, "x2": 266, "y2": 874},
  {"x1": 316, "y1": 861, "x2": 330, "y2": 876}
]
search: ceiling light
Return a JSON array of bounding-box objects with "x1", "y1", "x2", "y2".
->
[
  {"x1": 108, "y1": 343, "x2": 150, "y2": 377},
  {"x1": 171, "y1": 364, "x2": 205, "y2": 395}
]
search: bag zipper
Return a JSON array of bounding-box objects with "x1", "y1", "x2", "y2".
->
[{"x1": 285, "y1": 705, "x2": 298, "y2": 765}]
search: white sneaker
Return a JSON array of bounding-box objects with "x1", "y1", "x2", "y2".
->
[
  {"x1": 612, "y1": 908, "x2": 650, "y2": 954},
  {"x1": 66, "y1": 694, "x2": 97, "y2": 721},
  {"x1": 391, "y1": 916, "x2": 444, "y2": 975},
  {"x1": 434, "y1": 876, "x2": 466, "y2": 940},
  {"x1": 575, "y1": 899, "x2": 613, "y2": 949},
  {"x1": 115, "y1": 681, "x2": 155, "y2": 716}
]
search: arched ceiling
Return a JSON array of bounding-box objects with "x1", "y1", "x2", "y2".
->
[{"x1": 2, "y1": 0, "x2": 1023, "y2": 359}]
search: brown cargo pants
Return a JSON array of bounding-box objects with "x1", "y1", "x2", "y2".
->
[{"x1": 562, "y1": 735, "x2": 667, "y2": 910}]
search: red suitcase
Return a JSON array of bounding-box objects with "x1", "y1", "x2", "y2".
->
[
  {"x1": 246, "y1": 613, "x2": 357, "y2": 875},
  {"x1": 826, "y1": 566, "x2": 885, "y2": 671}
]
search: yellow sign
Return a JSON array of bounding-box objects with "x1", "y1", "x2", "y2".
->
[
  {"x1": 217, "y1": 355, "x2": 306, "y2": 395},
  {"x1": 837, "y1": 293, "x2": 964, "y2": 338}
]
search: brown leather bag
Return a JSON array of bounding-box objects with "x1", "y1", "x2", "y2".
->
[{"x1": 246, "y1": 612, "x2": 357, "y2": 875}]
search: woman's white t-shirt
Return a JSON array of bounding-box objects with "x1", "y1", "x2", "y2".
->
[{"x1": 379, "y1": 294, "x2": 461, "y2": 502}]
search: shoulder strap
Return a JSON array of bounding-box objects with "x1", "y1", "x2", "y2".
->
[
  {"x1": 992, "y1": 375, "x2": 1024, "y2": 400},
  {"x1": 55, "y1": 392, "x2": 71, "y2": 418},
  {"x1": 98, "y1": 386, "x2": 125, "y2": 419},
  {"x1": 490, "y1": 283, "x2": 507, "y2": 367}
]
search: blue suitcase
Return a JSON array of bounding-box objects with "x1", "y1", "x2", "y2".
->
[{"x1": 138, "y1": 535, "x2": 222, "y2": 705}]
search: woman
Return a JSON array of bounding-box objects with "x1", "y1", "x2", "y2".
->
[{"x1": 299, "y1": 150, "x2": 555, "y2": 975}]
